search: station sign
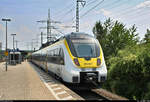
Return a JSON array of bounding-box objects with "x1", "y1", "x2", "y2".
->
[{"x1": 5, "y1": 51, "x2": 8, "y2": 56}]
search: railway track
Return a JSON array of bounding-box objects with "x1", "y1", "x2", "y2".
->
[
  {"x1": 72, "y1": 90, "x2": 106, "y2": 100},
  {"x1": 70, "y1": 86, "x2": 128, "y2": 100},
  {"x1": 92, "y1": 88, "x2": 128, "y2": 100},
  {"x1": 30, "y1": 62, "x2": 128, "y2": 100}
]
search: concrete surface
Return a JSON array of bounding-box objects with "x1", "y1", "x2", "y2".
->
[{"x1": 0, "y1": 61, "x2": 56, "y2": 100}]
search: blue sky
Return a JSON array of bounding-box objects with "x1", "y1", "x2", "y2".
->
[{"x1": 0, "y1": 0, "x2": 150, "y2": 50}]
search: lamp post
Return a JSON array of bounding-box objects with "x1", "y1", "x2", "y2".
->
[
  {"x1": 2, "y1": 18, "x2": 11, "y2": 71},
  {"x1": 11, "y1": 34, "x2": 16, "y2": 65}
]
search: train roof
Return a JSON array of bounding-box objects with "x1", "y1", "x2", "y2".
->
[
  {"x1": 38, "y1": 32, "x2": 95, "y2": 50},
  {"x1": 64, "y1": 32, "x2": 94, "y2": 38}
]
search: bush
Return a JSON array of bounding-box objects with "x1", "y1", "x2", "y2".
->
[{"x1": 103, "y1": 43, "x2": 150, "y2": 99}]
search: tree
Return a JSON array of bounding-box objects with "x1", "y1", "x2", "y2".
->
[
  {"x1": 144, "y1": 29, "x2": 150, "y2": 43},
  {"x1": 93, "y1": 18, "x2": 139, "y2": 58}
]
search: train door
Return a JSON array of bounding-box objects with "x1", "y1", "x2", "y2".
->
[
  {"x1": 41, "y1": 51, "x2": 45, "y2": 68},
  {"x1": 59, "y1": 48, "x2": 65, "y2": 78},
  {"x1": 45, "y1": 51, "x2": 48, "y2": 73}
]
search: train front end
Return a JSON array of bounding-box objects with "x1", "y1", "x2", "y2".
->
[{"x1": 64, "y1": 33, "x2": 107, "y2": 85}]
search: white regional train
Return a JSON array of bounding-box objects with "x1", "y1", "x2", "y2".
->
[{"x1": 31, "y1": 32, "x2": 107, "y2": 86}]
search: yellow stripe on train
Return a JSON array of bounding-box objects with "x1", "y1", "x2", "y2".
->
[{"x1": 77, "y1": 58, "x2": 98, "y2": 68}]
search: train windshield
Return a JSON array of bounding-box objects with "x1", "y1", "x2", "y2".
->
[{"x1": 66, "y1": 34, "x2": 100, "y2": 58}]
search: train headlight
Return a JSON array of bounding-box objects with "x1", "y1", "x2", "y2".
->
[
  {"x1": 97, "y1": 58, "x2": 101, "y2": 66},
  {"x1": 74, "y1": 58, "x2": 80, "y2": 66}
]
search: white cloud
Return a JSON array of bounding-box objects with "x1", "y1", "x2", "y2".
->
[
  {"x1": 80, "y1": 20, "x2": 95, "y2": 36},
  {"x1": 136, "y1": 0, "x2": 150, "y2": 9},
  {"x1": 95, "y1": 9, "x2": 112, "y2": 17},
  {"x1": 19, "y1": 26, "x2": 34, "y2": 35},
  {"x1": 101, "y1": 9, "x2": 111, "y2": 16}
]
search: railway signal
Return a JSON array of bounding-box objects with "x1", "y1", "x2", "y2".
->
[{"x1": 4, "y1": 51, "x2": 8, "y2": 56}]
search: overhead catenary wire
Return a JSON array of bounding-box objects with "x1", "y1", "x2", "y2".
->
[
  {"x1": 96, "y1": 0, "x2": 124, "y2": 11},
  {"x1": 78, "y1": 0, "x2": 149, "y2": 24},
  {"x1": 48, "y1": 0, "x2": 102, "y2": 32},
  {"x1": 69, "y1": 0, "x2": 105, "y2": 24},
  {"x1": 127, "y1": 12, "x2": 150, "y2": 24},
  {"x1": 100, "y1": 0, "x2": 148, "y2": 18},
  {"x1": 53, "y1": 1, "x2": 75, "y2": 18},
  {"x1": 80, "y1": 0, "x2": 98, "y2": 12},
  {"x1": 64, "y1": 0, "x2": 100, "y2": 23},
  {"x1": 79, "y1": 0, "x2": 143, "y2": 20},
  {"x1": 80, "y1": 0, "x2": 105, "y2": 18},
  {"x1": 54, "y1": 28, "x2": 65, "y2": 36},
  {"x1": 71, "y1": 0, "x2": 105, "y2": 24},
  {"x1": 58, "y1": 7, "x2": 75, "y2": 21},
  {"x1": 72, "y1": 0, "x2": 99, "y2": 22},
  {"x1": 99, "y1": 0, "x2": 150, "y2": 24},
  {"x1": 58, "y1": 0, "x2": 106, "y2": 32},
  {"x1": 62, "y1": 1, "x2": 93, "y2": 24},
  {"x1": 37, "y1": 0, "x2": 149, "y2": 47}
]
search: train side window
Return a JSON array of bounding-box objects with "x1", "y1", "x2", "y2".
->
[
  {"x1": 54, "y1": 49, "x2": 56, "y2": 56},
  {"x1": 51, "y1": 50, "x2": 54, "y2": 56},
  {"x1": 54, "y1": 48, "x2": 59, "y2": 56},
  {"x1": 61, "y1": 49, "x2": 64, "y2": 58},
  {"x1": 49, "y1": 50, "x2": 52, "y2": 56},
  {"x1": 53, "y1": 49, "x2": 55, "y2": 56},
  {"x1": 56, "y1": 48, "x2": 58, "y2": 56},
  {"x1": 47, "y1": 50, "x2": 50, "y2": 57},
  {"x1": 56, "y1": 48, "x2": 60, "y2": 56},
  {"x1": 55, "y1": 49, "x2": 57, "y2": 56},
  {"x1": 59, "y1": 48, "x2": 64, "y2": 65}
]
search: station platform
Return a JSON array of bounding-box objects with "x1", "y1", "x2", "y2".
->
[{"x1": 0, "y1": 61, "x2": 57, "y2": 100}]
